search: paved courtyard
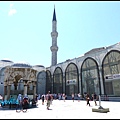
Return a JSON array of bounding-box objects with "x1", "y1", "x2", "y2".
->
[{"x1": 0, "y1": 99, "x2": 120, "y2": 119}]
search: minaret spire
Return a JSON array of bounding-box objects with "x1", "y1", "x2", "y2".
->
[
  {"x1": 53, "y1": 5, "x2": 56, "y2": 21},
  {"x1": 50, "y1": 6, "x2": 58, "y2": 66}
]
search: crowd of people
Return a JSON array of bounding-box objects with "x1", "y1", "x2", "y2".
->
[
  {"x1": 38, "y1": 91, "x2": 98, "y2": 110},
  {"x1": 0, "y1": 91, "x2": 99, "y2": 110}
]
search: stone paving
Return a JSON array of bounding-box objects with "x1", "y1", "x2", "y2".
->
[{"x1": 0, "y1": 99, "x2": 120, "y2": 119}]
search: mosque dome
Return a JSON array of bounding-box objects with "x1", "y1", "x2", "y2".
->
[
  {"x1": 0, "y1": 59, "x2": 13, "y2": 63},
  {"x1": 0, "y1": 59, "x2": 14, "y2": 68},
  {"x1": 11, "y1": 61, "x2": 32, "y2": 68},
  {"x1": 33, "y1": 65, "x2": 45, "y2": 68}
]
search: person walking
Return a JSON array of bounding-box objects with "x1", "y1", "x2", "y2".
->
[
  {"x1": 46, "y1": 91, "x2": 51, "y2": 110},
  {"x1": 22, "y1": 94, "x2": 29, "y2": 111},
  {"x1": 86, "y1": 93, "x2": 90, "y2": 106},
  {"x1": 77, "y1": 93, "x2": 81, "y2": 102},
  {"x1": 41, "y1": 94, "x2": 45, "y2": 105},
  {"x1": 93, "y1": 92, "x2": 97, "y2": 106},
  {"x1": 72, "y1": 93, "x2": 74, "y2": 102},
  {"x1": 9, "y1": 95, "x2": 14, "y2": 109},
  {"x1": 62, "y1": 93, "x2": 66, "y2": 102},
  {"x1": 16, "y1": 94, "x2": 23, "y2": 112},
  {"x1": 58, "y1": 93, "x2": 61, "y2": 100}
]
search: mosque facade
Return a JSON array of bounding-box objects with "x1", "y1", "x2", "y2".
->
[{"x1": 0, "y1": 7, "x2": 120, "y2": 100}]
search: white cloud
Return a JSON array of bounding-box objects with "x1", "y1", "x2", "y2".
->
[
  {"x1": 8, "y1": 9, "x2": 17, "y2": 16},
  {"x1": 10, "y1": 3, "x2": 14, "y2": 8},
  {"x1": 8, "y1": 3, "x2": 17, "y2": 16}
]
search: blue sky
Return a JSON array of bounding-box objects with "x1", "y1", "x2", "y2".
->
[{"x1": 0, "y1": 1, "x2": 120, "y2": 67}]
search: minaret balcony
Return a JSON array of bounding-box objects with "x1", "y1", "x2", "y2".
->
[
  {"x1": 51, "y1": 32, "x2": 58, "y2": 37},
  {"x1": 50, "y1": 46, "x2": 58, "y2": 51}
]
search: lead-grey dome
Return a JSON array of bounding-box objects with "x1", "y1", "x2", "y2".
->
[
  {"x1": 11, "y1": 62, "x2": 32, "y2": 68},
  {"x1": 1, "y1": 59, "x2": 13, "y2": 63}
]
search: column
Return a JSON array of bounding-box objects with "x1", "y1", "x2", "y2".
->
[
  {"x1": 99, "y1": 66, "x2": 104, "y2": 95},
  {"x1": 51, "y1": 75, "x2": 53, "y2": 94},
  {"x1": 4, "y1": 86, "x2": 7, "y2": 100},
  {"x1": 7, "y1": 84, "x2": 11, "y2": 100},
  {"x1": 33, "y1": 81, "x2": 36, "y2": 99},
  {"x1": 63, "y1": 74, "x2": 65, "y2": 93},
  {"x1": 23, "y1": 85, "x2": 28, "y2": 96}
]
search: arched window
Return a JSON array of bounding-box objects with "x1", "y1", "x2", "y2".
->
[
  {"x1": 37, "y1": 71, "x2": 46, "y2": 95},
  {"x1": 81, "y1": 58, "x2": 100, "y2": 97},
  {"x1": 65, "y1": 63, "x2": 79, "y2": 96},
  {"x1": 102, "y1": 50, "x2": 120, "y2": 96},
  {"x1": 53, "y1": 67, "x2": 63, "y2": 94},
  {"x1": 46, "y1": 70, "x2": 52, "y2": 94}
]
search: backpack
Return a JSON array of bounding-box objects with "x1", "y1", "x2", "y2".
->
[{"x1": 23, "y1": 98, "x2": 28, "y2": 104}]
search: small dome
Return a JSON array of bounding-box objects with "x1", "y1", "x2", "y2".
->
[
  {"x1": 11, "y1": 62, "x2": 32, "y2": 68},
  {"x1": 33, "y1": 65, "x2": 45, "y2": 67},
  {"x1": 1, "y1": 59, "x2": 13, "y2": 63}
]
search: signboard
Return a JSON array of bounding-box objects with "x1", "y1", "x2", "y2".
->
[
  {"x1": 66, "y1": 79, "x2": 76, "y2": 85},
  {"x1": 105, "y1": 74, "x2": 120, "y2": 80}
]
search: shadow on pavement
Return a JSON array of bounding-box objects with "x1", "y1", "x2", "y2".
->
[
  {"x1": 0, "y1": 106, "x2": 15, "y2": 111},
  {"x1": 0, "y1": 106, "x2": 38, "y2": 111}
]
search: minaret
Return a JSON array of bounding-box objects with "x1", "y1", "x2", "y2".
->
[{"x1": 50, "y1": 6, "x2": 58, "y2": 66}]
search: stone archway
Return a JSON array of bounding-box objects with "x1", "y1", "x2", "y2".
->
[
  {"x1": 14, "y1": 74, "x2": 22, "y2": 90},
  {"x1": 4, "y1": 67, "x2": 37, "y2": 100}
]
